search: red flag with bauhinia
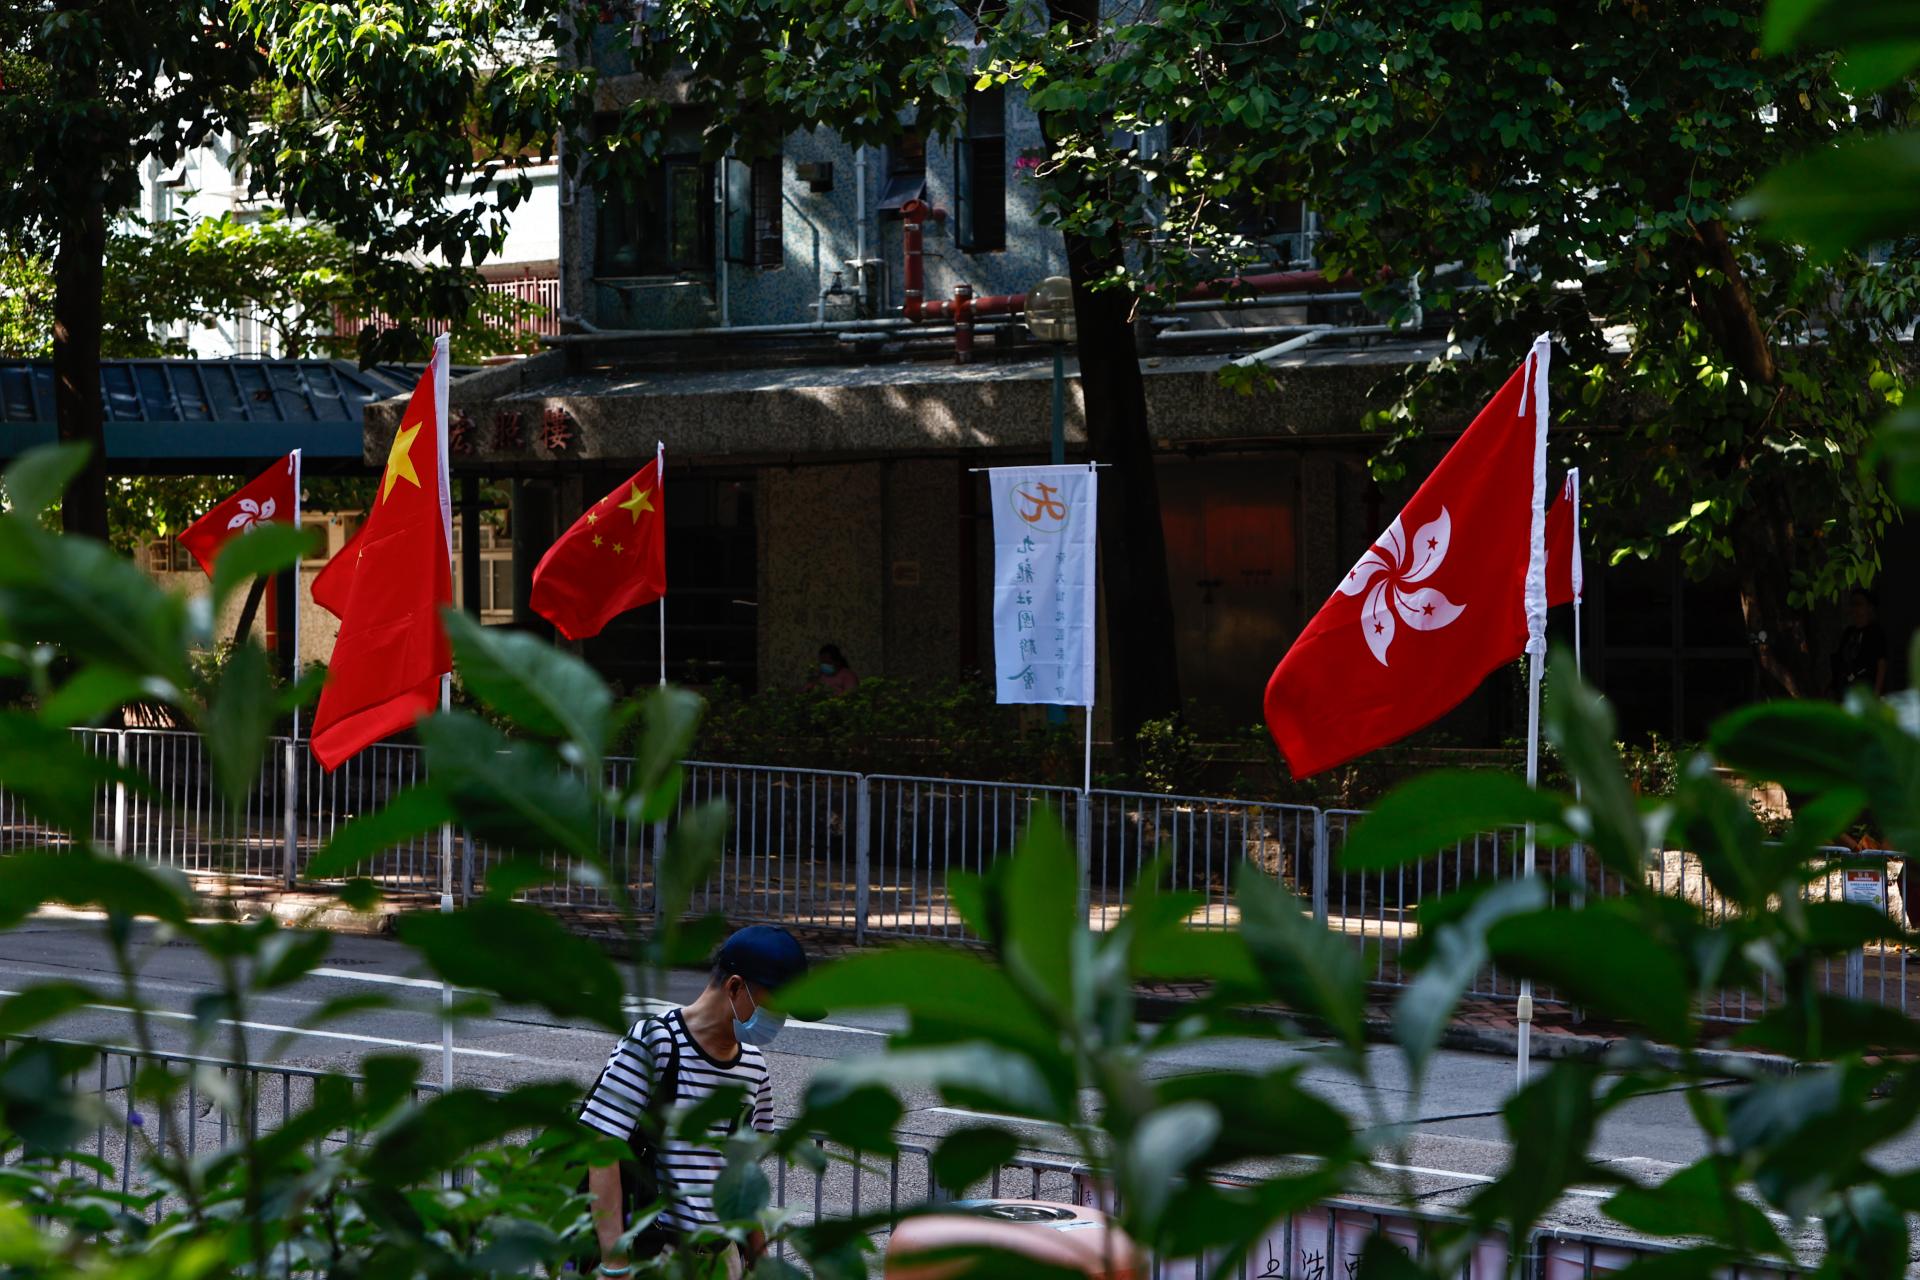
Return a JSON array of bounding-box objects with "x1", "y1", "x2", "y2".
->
[
  {"x1": 1545, "y1": 467, "x2": 1582, "y2": 607},
  {"x1": 309, "y1": 336, "x2": 452, "y2": 771},
  {"x1": 530, "y1": 447, "x2": 666, "y2": 641},
  {"x1": 1263, "y1": 335, "x2": 1551, "y2": 778},
  {"x1": 177, "y1": 451, "x2": 301, "y2": 577}
]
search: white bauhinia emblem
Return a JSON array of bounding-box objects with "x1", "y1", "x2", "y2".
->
[
  {"x1": 225, "y1": 496, "x2": 276, "y2": 531},
  {"x1": 1336, "y1": 507, "x2": 1465, "y2": 666}
]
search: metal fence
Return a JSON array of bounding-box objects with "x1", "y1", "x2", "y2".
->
[
  {"x1": 0, "y1": 1039, "x2": 1802, "y2": 1278},
  {"x1": 4, "y1": 728, "x2": 1912, "y2": 1026}
]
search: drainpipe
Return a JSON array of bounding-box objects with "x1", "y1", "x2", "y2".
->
[
  {"x1": 715, "y1": 158, "x2": 731, "y2": 327},
  {"x1": 854, "y1": 145, "x2": 869, "y2": 310},
  {"x1": 952, "y1": 283, "x2": 974, "y2": 364}
]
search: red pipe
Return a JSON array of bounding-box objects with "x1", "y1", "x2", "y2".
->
[{"x1": 899, "y1": 199, "x2": 1363, "y2": 331}]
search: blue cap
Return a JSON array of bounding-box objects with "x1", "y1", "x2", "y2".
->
[{"x1": 716, "y1": 926, "x2": 820, "y2": 1017}]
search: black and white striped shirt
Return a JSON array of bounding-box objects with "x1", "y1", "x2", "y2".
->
[{"x1": 580, "y1": 1010, "x2": 775, "y2": 1230}]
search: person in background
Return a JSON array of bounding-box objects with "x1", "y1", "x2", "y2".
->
[
  {"x1": 1831, "y1": 587, "x2": 1888, "y2": 698},
  {"x1": 805, "y1": 644, "x2": 860, "y2": 696},
  {"x1": 581, "y1": 926, "x2": 814, "y2": 1279}
]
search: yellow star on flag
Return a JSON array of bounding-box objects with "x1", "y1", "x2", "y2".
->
[
  {"x1": 592, "y1": 534, "x2": 603, "y2": 548},
  {"x1": 618, "y1": 485, "x2": 655, "y2": 523},
  {"x1": 613, "y1": 542, "x2": 625, "y2": 555},
  {"x1": 381, "y1": 420, "x2": 423, "y2": 503},
  {"x1": 586, "y1": 511, "x2": 598, "y2": 525}
]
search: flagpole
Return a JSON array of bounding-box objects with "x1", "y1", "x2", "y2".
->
[
  {"x1": 657, "y1": 440, "x2": 667, "y2": 688},
  {"x1": 430, "y1": 336, "x2": 455, "y2": 1096},
  {"x1": 285, "y1": 449, "x2": 302, "y2": 890},
  {"x1": 1517, "y1": 336, "x2": 1551, "y2": 1090}
]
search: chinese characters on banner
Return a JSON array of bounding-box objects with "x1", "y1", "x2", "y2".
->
[{"x1": 989, "y1": 464, "x2": 1098, "y2": 706}]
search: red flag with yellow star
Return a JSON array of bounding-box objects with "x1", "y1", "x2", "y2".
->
[
  {"x1": 530, "y1": 453, "x2": 666, "y2": 641},
  {"x1": 309, "y1": 337, "x2": 453, "y2": 770}
]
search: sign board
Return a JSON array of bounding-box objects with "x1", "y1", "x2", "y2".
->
[
  {"x1": 988, "y1": 465, "x2": 1097, "y2": 707},
  {"x1": 1844, "y1": 867, "x2": 1886, "y2": 912}
]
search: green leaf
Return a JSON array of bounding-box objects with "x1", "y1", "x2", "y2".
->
[
  {"x1": 654, "y1": 799, "x2": 728, "y2": 931},
  {"x1": 1122, "y1": 1101, "x2": 1220, "y2": 1225},
  {"x1": 1709, "y1": 699, "x2": 1874, "y2": 792},
  {"x1": 1154, "y1": 1066, "x2": 1353, "y2": 1161},
  {"x1": 444, "y1": 607, "x2": 612, "y2": 763},
  {"x1": 1236, "y1": 867, "x2": 1367, "y2": 1048},
  {"x1": 1486, "y1": 904, "x2": 1693, "y2": 1045},
  {"x1": 1395, "y1": 878, "x2": 1547, "y2": 1076},
  {"x1": 2, "y1": 445, "x2": 89, "y2": 522},
  {"x1": 211, "y1": 522, "x2": 319, "y2": 614},
  {"x1": 794, "y1": 1083, "x2": 902, "y2": 1155},
  {"x1": 0, "y1": 712, "x2": 145, "y2": 840},
  {"x1": 632, "y1": 686, "x2": 705, "y2": 822},
  {"x1": 416, "y1": 714, "x2": 600, "y2": 861},
  {"x1": 1825, "y1": 1184, "x2": 1910, "y2": 1276},
  {"x1": 1466, "y1": 1063, "x2": 1611, "y2": 1243},
  {"x1": 252, "y1": 927, "x2": 332, "y2": 990},
  {"x1": 38, "y1": 667, "x2": 160, "y2": 728},
  {"x1": 1335, "y1": 769, "x2": 1566, "y2": 872},
  {"x1": 363, "y1": 1083, "x2": 579, "y2": 1186},
  {"x1": 0, "y1": 983, "x2": 99, "y2": 1037},
  {"x1": 780, "y1": 947, "x2": 1062, "y2": 1060},
  {"x1": 307, "y1": 785, "x2": 455, "y2": 879},
  {"x1": 930, "y1": 1126, "x2": 1020, "y2": 1195},
  {"x1": 200, "y1": 641, "x2": 279, "y2": 810},
  {"x1": 709, "y1": 1148, "x2": 771, "y2": 1221},
  {"x1": 1543, "y1": 650, "x2": 1648, "y2": 877},
  {"x1": 1736, "y1": 995, "x2": 1920, "y2": 1058},
  {"x1": 1763, "y1": 0, "x2": 1920, "y2": 54},
  {"x1": 999, "y1": 810, "x2": 1078, "y2": 1011},
  {"x1": 1740, "y1": 132, "x2": 1920, "y2": 259},
  {"x1": 804, "y1": 1044, "x2": 1062, "y2": 1120},
  {"x1": 0, "y1": 851, "x2": 190, "y2": 929},
  {"x1": 397, "y1": 899, "x2": 625, "y2": 1031},
  {"x1": 1880, "y1": 407, "x2": 1920, "y2": 509},
  {"x1": 1602, "y1": 1158, "x2": 1790, "y2": 1258}
]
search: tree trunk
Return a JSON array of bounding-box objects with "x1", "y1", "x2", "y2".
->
[
  {"x1": 1732, "y1": 486, "x2": 1819, "y2": 699},
  {"x1": 1043, "y1": 0, "x2": 1182, "y2": 752},
  {"x1": 52, "y1": 180, "x2": 111, "y2": 541},
  {"x1": 1060, "y1": 233, "x2": 1183, "y2": 746}
]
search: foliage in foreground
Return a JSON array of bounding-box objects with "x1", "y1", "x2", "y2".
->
[{"x1": 0, "y1": 435, "x2": 1918, "y2": 1278}]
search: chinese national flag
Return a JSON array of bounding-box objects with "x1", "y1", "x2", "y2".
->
[
  {"x1": 1545, "y1": 468, "x2": 1582, "y2": 607},
  {"x1": 177, "y1": 452, "x2": 300, "y2": 577},
  {"x1": 1263, "y1": 336, "x2": 1551, "y2": 778},
  {"x1": 530, "y1": 452, "x2": 666, "y2": 641},
  {"x1": 309, "y1": 337, "x2": 452, "y2": 771}
]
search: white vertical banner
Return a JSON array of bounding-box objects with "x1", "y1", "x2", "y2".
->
[{"x1": 989, "y1": 464, "x2": 1097, "y2": 707}]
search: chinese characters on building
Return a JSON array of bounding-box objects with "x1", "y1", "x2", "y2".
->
[{"x1": 988, "y1": 465, "x2": 1097, "y2": 707}]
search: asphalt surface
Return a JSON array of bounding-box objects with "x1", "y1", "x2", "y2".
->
[{"x1": 6, "y1": 914, "x2": 1912, "y2": 1260}]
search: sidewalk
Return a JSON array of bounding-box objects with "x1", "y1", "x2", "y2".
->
[{"x1": 171, "y1": 875, "x2": 1794, "y2": 1073}]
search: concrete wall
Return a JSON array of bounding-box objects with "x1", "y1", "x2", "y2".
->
[{"x1": 757, "y1": 464, "x2": 886, "y2": 691}]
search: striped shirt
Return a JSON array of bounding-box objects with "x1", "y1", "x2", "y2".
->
[{"x1": 580, "y1": 1010, "x2": 774, "y2": 1231}]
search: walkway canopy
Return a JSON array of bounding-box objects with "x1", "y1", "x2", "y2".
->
[{"x1": 0, "y1": 359, "x2": 414, "y2": 470}]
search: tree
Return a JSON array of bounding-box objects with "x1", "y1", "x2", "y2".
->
[
  {"x1": 2, "y1": 215, "x2": 546, "y2": 364},
  {"x1": 0, "y1": 1, "x2": 591, "y2": 540},
  {"x1": 1212, "y1": 1, "x2": 1917, "y2": 699},
  {"x1": 617, "y1": 0, "x2": 1187, "y2": 744}
]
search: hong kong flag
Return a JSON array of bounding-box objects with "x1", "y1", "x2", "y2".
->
[
  {"x1": 177, "y1": 451, "x2": 301, "y2": 577},
  {"x1": 1264, "y1": 335, "x2": 1551, "y2": 778},
  {"x1": 1545, "y1": 467, "x2": 1582, "y2": 607}
]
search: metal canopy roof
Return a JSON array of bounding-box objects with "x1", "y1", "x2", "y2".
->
[{"x1": 0, "y1": 359, "x2": 414, "y2": 464}]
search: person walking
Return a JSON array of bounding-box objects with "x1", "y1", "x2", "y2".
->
[{"x1": 581, "y1": 926, "x2": 814, "y2": 1278}]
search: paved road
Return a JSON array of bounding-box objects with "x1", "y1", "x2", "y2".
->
[{"x1": 7, "y1": 914, "x2": 1908, "y2": 1256}]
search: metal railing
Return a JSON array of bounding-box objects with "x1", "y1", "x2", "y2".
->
[
  {"x1": 0, "y1": 1039, "x2": 1802, "y2": 1278},
  {"x1": 4, "y1": 728, "x2": 1911, "y2": 1027}
]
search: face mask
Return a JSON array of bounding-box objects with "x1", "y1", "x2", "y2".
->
[
  {"x1": 731, "y1": 984, "x2": 787, "y2": 1047},
  {"x1": 819, "y1": 662, "x2": 836, "y2": 675}
]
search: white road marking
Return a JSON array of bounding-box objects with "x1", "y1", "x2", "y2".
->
[
  {"x1": 311, "y1": 967, "x2": 447, "y2": 990},
  {"x1": 0, "y1": 988, "x2": 514, "y2": 1060}
]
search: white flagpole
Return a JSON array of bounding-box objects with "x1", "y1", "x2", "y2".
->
[
  {"x1": 429, "y1": 335, "x2": 455, "y2": 1095},
  {"x1": 1083, "y1": 461, "x2": 1097, "y2": 797},
  {"x1": 284, "y1": 449, "x2": 303, "y2": 890},
  {"x1": 657, "y1": 440, "x2": 667, "y2": 688},
  {"x1": 1570, "y1": 468, "x2": 1584, "y2": 675},
  {"x1": 1517, "y1": 335, "x2": 1551, "y2": 1090}
]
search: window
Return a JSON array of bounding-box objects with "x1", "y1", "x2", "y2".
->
[
  {"x1": 878, "y1": 131, "x2": 927, "y2": 213},
  {"x1": 596, "y1": 151, "x2": 715, "y2": 277},
  {"x1": 752, "y1": 156, "x2": 784, "y2": 268},
  {"x1": 956, "y1": 86, "x2": 1006, "y2": 252},
  {"x1": 723, "y1": 156, "x2": 785, "y2": 268}
]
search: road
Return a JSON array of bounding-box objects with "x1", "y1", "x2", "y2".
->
[{"x1": 6, "y1": 914, "x2": 1908, "y2": 1257}]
